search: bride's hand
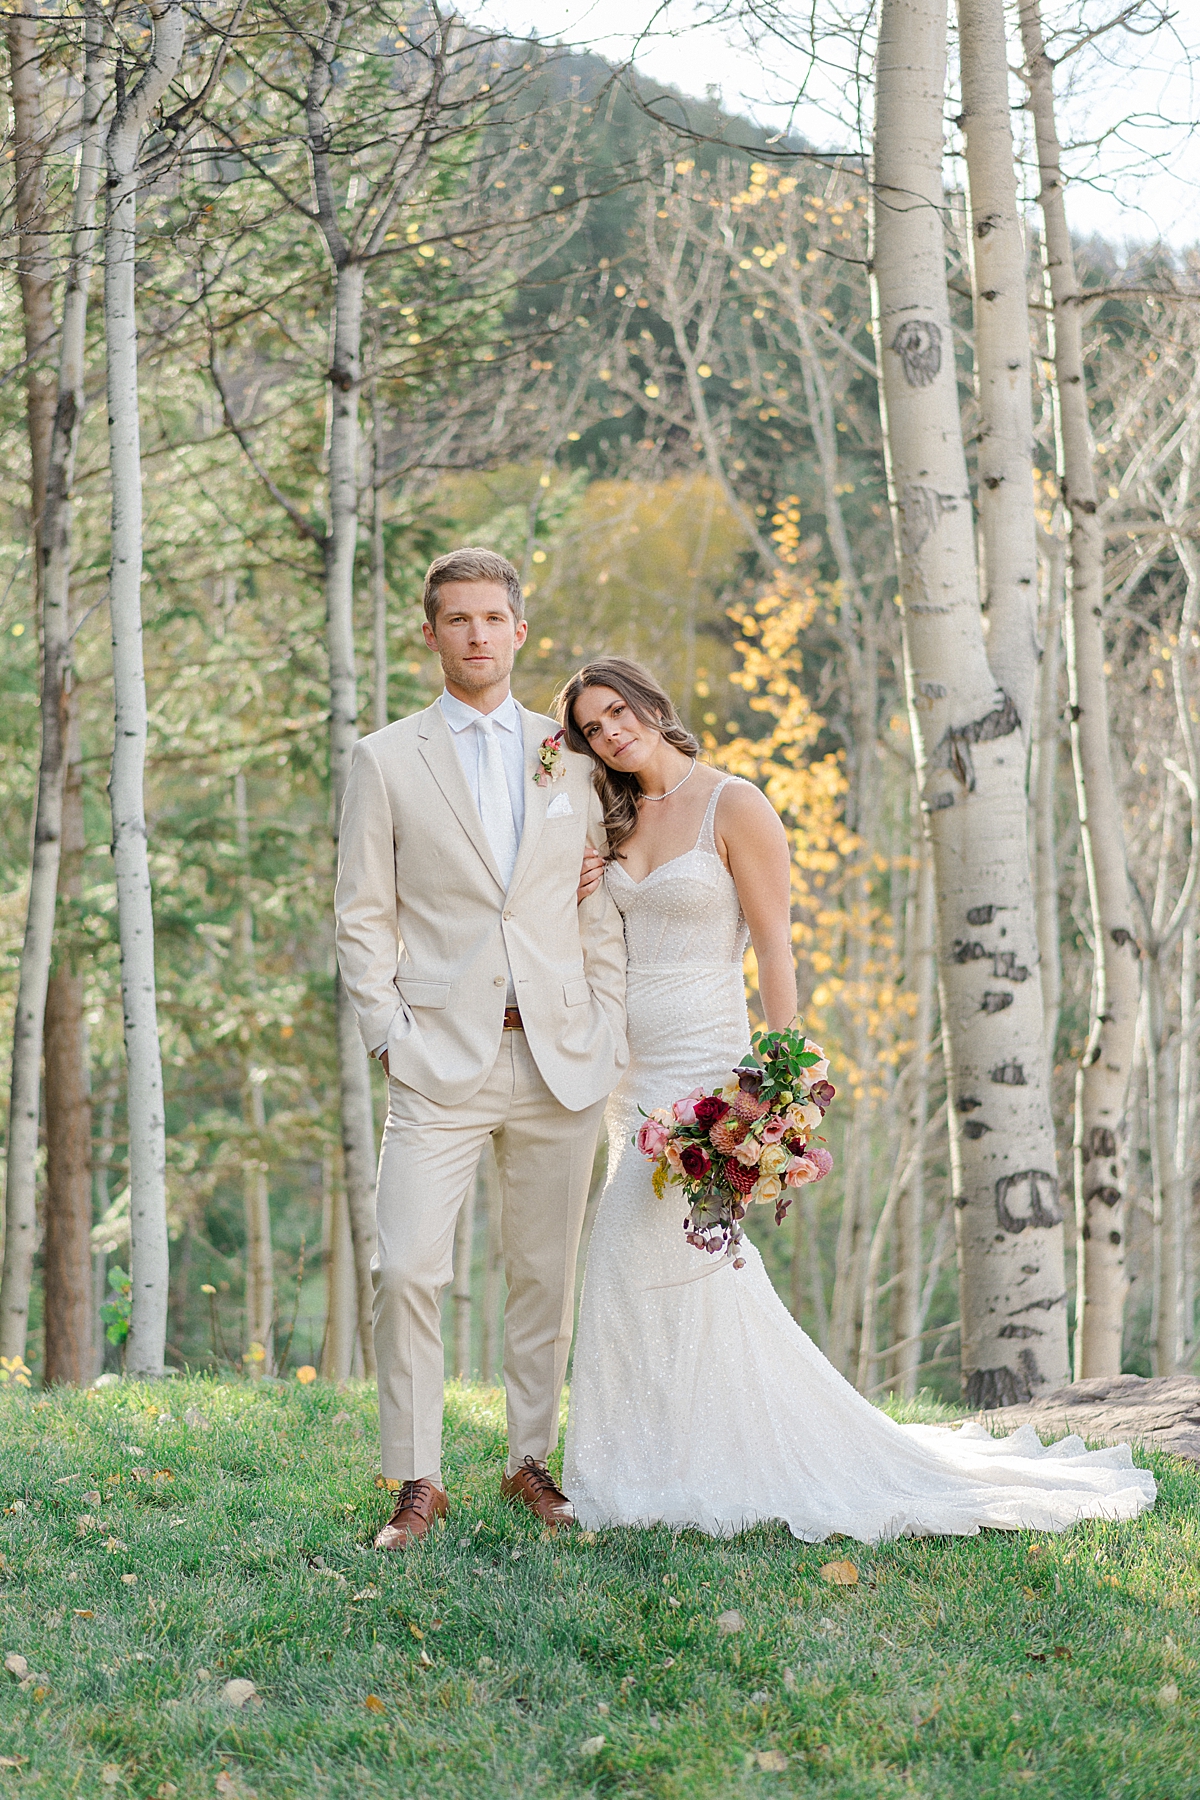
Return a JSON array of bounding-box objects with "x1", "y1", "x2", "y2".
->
[{"x1": 577, "y1": 848, "x2": 606, "y2": 904}]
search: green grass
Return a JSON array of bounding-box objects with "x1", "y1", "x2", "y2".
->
[{"x1": 0, "y1": 1379, "x2": 1197, "y2": 1799}]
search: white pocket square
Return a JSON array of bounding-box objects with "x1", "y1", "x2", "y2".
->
[{"x1": 545, "y1": 792, "x2": 574, "y2": 819}]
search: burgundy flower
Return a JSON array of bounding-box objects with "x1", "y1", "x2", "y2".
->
[
  {"x1": 736, "y1": 1066, "x2": 764, "y2": 1094},
  {"x1": 680, "y1": 1142, "x2": 712, "y2": 1180},
  {"x1": 809, "y1": 1080, "x2": 836, "y2": 1114},
  {"x1": 726, "y1": 1160, "x2": 757, "y2": 1196},
  {"x1": 693, "y1": 1095, "x2": 731, "y2": 1128}
]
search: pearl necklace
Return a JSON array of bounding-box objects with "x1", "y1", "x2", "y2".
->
[{"x1": 638, "y1": 759, "x2": 696, "y2": 804}]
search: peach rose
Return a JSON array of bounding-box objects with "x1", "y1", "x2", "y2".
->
[
  {"x1": 664, "y1": 1140, "x2": 685, "y2": 1173},
  {"x1": 751, "y1": 1173, "x2": 783, "y2": 1207},
  {"x1": 784, "y1": 1154, "x2": 819, "y2": 1187},
  {"x1": 733, "y1": 1136, "x2": 763, "y2": 1167}
]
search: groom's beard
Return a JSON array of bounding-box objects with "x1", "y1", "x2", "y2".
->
[{"x1": 437, "y1": 645, "x2": 516, "y2": 694}]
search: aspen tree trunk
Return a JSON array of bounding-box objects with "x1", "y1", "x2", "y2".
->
[
  {"x1": 1033, "y1": 526, "x2": 1065, "y2": 1064},
  {"x1": 872, "y1": 0, "x2": 1067, "y2": 1407},
  {"x1": 306, "y1": 4, "x2": 377, "y2": 1377},
  {"x1": 0, "y1": 5, "x2": 104, "y2": 1360},
  {"x1": 234, "y1": 770, "x2": 274, "y2": 1375},
  {"x1": 42, "y1": 4, "x2": 106, "y2": 1374},
  {"x1": 895, "y1": 824, "x2": 935, "y2": 1395},
  {"x1": 452, "y1": 1173, "x2": 476, "y2": 1379},
  {"x1": 370, "y1": 385, "x2": 388, "y2": 734},
  {"x1": 1166, "y1": 519, "x2": 1200, "y2": 1372},
  {"x1": 43, "y1": 727, "x2": 94, "y2": 1385},
  {"x1": 957, "y1": 0, "x2": 1040, "y2": 739},
  {"x1": 320, "y1": 1154, "x2": 358, "y2": 1381},
  {"x1": 1019, "y1": 0, "x2": 1140, "y2": 1379},
  {"x1": 104, "y1": 0, "x2": 185, "y2": 1378}
]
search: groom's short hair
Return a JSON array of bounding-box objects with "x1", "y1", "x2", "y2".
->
[{"x1": 422, "y1": 548, "x2": 524, "y2": 626}]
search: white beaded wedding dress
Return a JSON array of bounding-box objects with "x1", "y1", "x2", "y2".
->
[{"x1": 563, "y1": 777, "x2": 1156, "y2": 1541}]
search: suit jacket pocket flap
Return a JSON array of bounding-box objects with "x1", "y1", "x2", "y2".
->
[
  {"x1": 395, "y1": 977, "x2": 451, "y2": 1009},
  {"x1": 563, "y1": 976, "x2": 590, "y2": 1008}
]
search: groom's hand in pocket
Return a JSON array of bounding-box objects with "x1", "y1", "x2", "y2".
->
[{"x1": 577, "y1": 848, "x2": 605, "y2": 905}]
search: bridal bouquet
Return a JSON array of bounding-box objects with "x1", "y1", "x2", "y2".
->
[{"x1": 635, "y1": 1027, "x2": 835, "y2": 1266}]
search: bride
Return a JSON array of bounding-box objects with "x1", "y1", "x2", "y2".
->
[{"x1": 556, "y1": 656, "x2": 1155, "y2": 1542}]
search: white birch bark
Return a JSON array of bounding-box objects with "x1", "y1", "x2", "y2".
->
[
  {"x1": 370, "y1": 385, "x2": 388, "y2": 734},
  {"x1": 872, "y1": 0, "x2": 1067, "y2": 1407},
  {"x1": 1019, "y1": 0, "x2": 1140, "y2": 1379},
  {"x1": 957, "y1": 0, "x2": 1040, "y2": 738},
  {"x1": 320, "y1": 1157, "x2": 358, "y2": 1381},
  {"x1": 895, "y1": 823, "x2": 935, "y2": 1395},
  {"x1": 304, "y1": 3, "x2": 378, "y2": 1377},
  {"x1": 0, "y1": 6, "x2": 105, "y2": 1358},
  {"x1": 233, "y1": 772, "x2": 274, "y2": 1375},
  {"x1": 1032, "y1": 524, "x2": 1064, "y2": 1065},
  {"x1": 104, "y1": 0, "x2": 185, "y2": 1379}
]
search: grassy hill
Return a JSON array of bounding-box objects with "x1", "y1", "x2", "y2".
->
[{"x1": 0, "y1": 1379, "x2": 1196, "y2": 1797}]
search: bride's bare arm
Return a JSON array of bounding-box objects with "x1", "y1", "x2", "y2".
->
[{"x1": 717, "y1": 782, "x2": 797, "y2": 1033}]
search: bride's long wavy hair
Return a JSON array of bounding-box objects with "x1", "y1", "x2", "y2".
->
[{"x1": 554, "y1": 658, "x2": 699, "y2": 860}]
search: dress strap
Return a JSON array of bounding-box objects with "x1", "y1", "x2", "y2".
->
[{"x1": 697, "y1": 775, "x2": 738, "y2": 858}]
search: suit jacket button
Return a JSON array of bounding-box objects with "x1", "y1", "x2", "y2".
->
[
  {"x1": 503, "y1": 910, "x2": 513, "y2": 920},
  {"x1": 493, "y1": 976, "x2": 505, "y2": 986}
]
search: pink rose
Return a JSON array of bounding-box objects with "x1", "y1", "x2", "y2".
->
[
  {"x1": 784, "y1": 1154, "x2": 819, "y2": 1187},
  {"x1": 760, "y1": 1115, "x2": 788, "y2": 1143},
  {"x1": 672, "y1": 1088, "x2": 706, "y2": 1126},
  {"x1": 636, "y1": 1117, "x2": 671, "y2": 1159},
  {"x1": 733, "y1": 1137, "x2": 762, "y2": 1167}
]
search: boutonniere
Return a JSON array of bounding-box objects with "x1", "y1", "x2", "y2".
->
[{"x1": 533, "y1": 730, "x2": 567, "y2": 787}]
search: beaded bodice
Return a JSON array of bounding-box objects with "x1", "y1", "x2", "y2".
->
[{"x1": 606, "y1": 776, "x2": 750, "y2": 971}]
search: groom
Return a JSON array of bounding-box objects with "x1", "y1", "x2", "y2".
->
[{"x1": 335, "y1": 547, "x2": 627, "y2": 1549}]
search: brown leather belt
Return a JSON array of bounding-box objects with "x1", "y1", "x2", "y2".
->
[{"x1": 502, "y1": 1006, "x2": 524, "y2": 1030}]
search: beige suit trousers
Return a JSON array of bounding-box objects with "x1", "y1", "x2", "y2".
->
[{"x1": 374, "y1": 1029, "x2": 605, "y2": 1482}]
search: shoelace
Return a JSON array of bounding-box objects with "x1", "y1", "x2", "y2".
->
[
  {"x1": 518, "y1": 1457, "x2": 565, "y2": 1498},
  {"x1": 395, "y1": 1478, "x2": 435, "y2": 1514}
]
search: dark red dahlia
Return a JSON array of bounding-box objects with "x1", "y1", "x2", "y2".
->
[
  {"x1": 680, "y1": 1142, "x2": 712, "y2": 1180},
  {"x1": 726, "y1": 1160, "x2": 757, "y2": 1195},
  {"x1": 693, "y1": 1095, "x2": 731, "y2": 1128}
]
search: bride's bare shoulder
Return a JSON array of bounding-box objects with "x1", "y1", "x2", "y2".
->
[{"x1": 712, "y1": 775, "x2": 788, "y2": 848}]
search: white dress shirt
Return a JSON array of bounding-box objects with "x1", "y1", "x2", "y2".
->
[
  {"x1": 441, "y1": 687, "x2": 526, "y2": 1005},
  {"x1": 373, "y1": 691, "x2": 528, "y2": 1055},
  {"x1": 438, "y1": 687, "x2": 527, "y2": 847}
]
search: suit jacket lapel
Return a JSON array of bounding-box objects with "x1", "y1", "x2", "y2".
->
[
  {"x1": 416, "y1": 704, "x2": 505, "y2": 890},
  {"x1": 506, "y1": 705, "x2": 549, "y2": 898}
]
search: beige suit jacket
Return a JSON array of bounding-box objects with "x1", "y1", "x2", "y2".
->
[{"x1": 335, "y1": 699, "x2": 628, "y2": 1112}]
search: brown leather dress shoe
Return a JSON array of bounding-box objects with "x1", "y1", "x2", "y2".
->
[
  {"x1": 500, "y1": 1457, "x2": 575, "y2": 1528},
  {"x1": 373, "y1": 1479, "x2": 449, "y2": 1550}
]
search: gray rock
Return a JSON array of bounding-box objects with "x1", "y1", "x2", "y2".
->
[{"x1": 974, "y1": 1374, "x2": 1200, "y2": 1464}]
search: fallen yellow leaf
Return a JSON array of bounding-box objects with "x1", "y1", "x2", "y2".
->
[
  {"x1": 73, "y1": 1609, "x2": 95, "y2": 1620},
  {"x1": 819, "y1": 1560, "x2": 858, "y2": 1586},
  {"x1": 754, "y1": 1749, "x2": 788, "y2": 1771},
  {"x1": 580, "y1": 1736, "x2": 606, "y2": 1756},
  {"x1": 363, "y1": 1693, "x2": 386, "y2": 1713}
]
